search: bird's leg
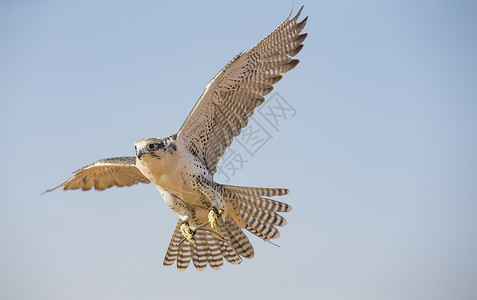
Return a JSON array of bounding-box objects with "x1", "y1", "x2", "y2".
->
[
  {"x1": 196, "y1": 176, "x2": 225, "y2": 232},
  {"x1": 208, "y1": 202, "x2": 225, "y2": 232},
  {"x1": 180, "y1": 220, "x2": 196, "y2": 244}
]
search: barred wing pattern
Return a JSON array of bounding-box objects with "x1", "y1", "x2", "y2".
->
[
  {"x1": 45, "y1": 157, "x2": 150, "y2": 193},
  {"x1": 177, "y1": 7, "x2": 307, "y2": 174}
]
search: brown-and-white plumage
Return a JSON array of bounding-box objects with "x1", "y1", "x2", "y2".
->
[
  {"x1": 177, "y1": 8, "x2": 307, "y2": 175},
  {"x1": 43, "y1": 157, "x2": 150, "y2": 193},
  {"x1": 46, "y1": 7, "x2": 307, "y2": 271}
]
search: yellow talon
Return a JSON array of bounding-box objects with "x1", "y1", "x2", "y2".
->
[
  {"x1": 180, "y1": 221, "x2": 196, "y2": 244},
  {"x1": 208, "y1": 207, "x2": 224, "y2": 232}
]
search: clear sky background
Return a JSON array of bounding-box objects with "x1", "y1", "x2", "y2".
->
[{"x1": 1, "y1": 0, "x2": 476, "y2": 299}]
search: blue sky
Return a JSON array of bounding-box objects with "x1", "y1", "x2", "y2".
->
[{"x1": 1, "y1": 1, "x2": 476, "y2": 299}]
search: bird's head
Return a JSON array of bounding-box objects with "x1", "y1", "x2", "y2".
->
[{"x1": 135, "y1": 138, "x2": 166, "y2": 160}]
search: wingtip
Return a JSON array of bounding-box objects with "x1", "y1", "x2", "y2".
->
[
  {"x1": 297, "y1": 15, "x2": 308, "y2": 29},
  {"x1": 41, "y1": 187, "x2": 57, "y2": 196},
  {"x1": 285, "y1": 59, "x2": 300, "y2": 72},
  {"x1": 41, "y1": 183, "x2": 65, "y2": 195},
  {"x1": 291, "y1": 5, "x2": 305, "y2": 22}
]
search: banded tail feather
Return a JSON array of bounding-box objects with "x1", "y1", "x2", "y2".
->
[
  {"x1": 163, "y1": 184, "x2": 290, "y2": 270},
  {"x1": 163, "y1": 220, "x2": 182, "y2": 267},
  {"x1": 176, "y1": 240, "x2": 192, "y2": 271},
  {"x1": 163, "y1": 219, "x2": 247, "y2": 271},
  {"x1": 224, "y1": 185, "x2": 289, "y2": 241},
  {"x1": 223, "y1": 184, "x2": 290, "y2": 197}
]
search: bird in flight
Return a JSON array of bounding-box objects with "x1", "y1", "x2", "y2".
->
[{"x1": 46, "y1": 7, "x2": 307, "y2": 271}]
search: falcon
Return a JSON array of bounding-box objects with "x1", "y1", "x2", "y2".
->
[{"x1": 46, "y1": 7, "x2": 307, "y2": 271}]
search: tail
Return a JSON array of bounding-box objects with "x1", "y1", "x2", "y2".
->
[
  {"x1": 223, "y1": 184, "x2": 291, "y2": 241},
  {"x1": 162, "y1": 185, "x2": 291, "y2": 271},
  {"x1": 163, "y1": 219, "x2": 254, "y2": 271}
]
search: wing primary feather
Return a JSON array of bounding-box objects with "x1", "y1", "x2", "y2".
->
[
  {"x1": 43, "y1": 157, "x2": 150, "y2": 195},
  {"x1": 176, "y1": 8, "x2": 307, "y2": 174}
]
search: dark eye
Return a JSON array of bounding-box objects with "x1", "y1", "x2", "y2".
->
[{"x1": 147, "y1": 143, "x2": 156, "y2": 151}]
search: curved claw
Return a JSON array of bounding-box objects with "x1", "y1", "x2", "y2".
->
[
  {"x1": 208, "y1": 207, "x2": 224, "y2": 232},
  {"x1": 180, "y1": 221, "x2": 196, "y2": 244}
]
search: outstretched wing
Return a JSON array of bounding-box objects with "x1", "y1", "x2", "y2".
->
[
  {"x1": 176, "y1": 7, "x2": 307, "y2": 174},
  {"x1": 44, "y1": 157, "x2": 150, "y2": 193}
]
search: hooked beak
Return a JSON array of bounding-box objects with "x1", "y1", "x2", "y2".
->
[{"x1": 137, "y1": 149, "x2": 144, "y2": 159}]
